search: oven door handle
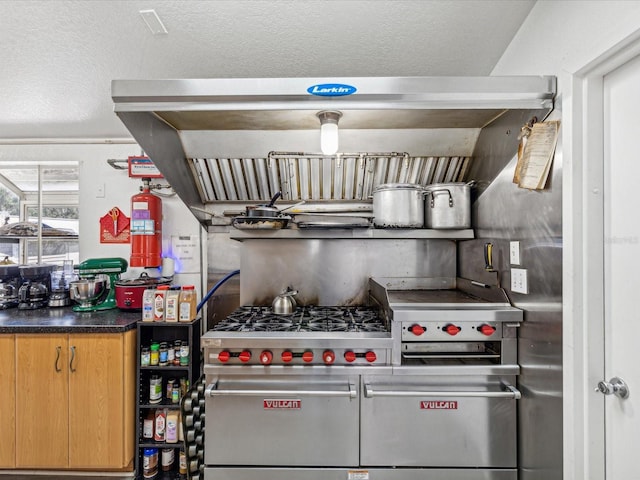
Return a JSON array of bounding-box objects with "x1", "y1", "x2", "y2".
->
[
  {"x1": 363, "y1": 383, "x2": 521, "y2": 400},
  {"x1": 206, "y1": 381, "x2": 358, "y2": 399}
]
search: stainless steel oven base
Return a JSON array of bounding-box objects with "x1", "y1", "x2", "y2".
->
[{"x1": 204, "y1": 467, "x2": 518, "y2": 480}]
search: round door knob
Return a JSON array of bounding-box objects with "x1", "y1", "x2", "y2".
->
[
  {"x1": 444, "y1": 324, "x2": 461, "y2": 336},
  {"x1": 302, "y1": 350, "x2": 314, "y2": 363},
  {"x1": 595, "y1": 376, "x2": 629, "y2": 399},
  {"x1": 281, "y1": 350, "x2": 293, "y2": 363},
  {"x1": 479, "y1": 324, "x2": 496, "y2": 336},
  {"x1": 344, "y1": 351, "x2": 357, "y2": 363},
  {"x1": 323, "y1": 350, "x2": 335, "y2": 365},
  {"x1": 238, "y1": 350, "x2": 251, "y2": 363},
  {"x1": 365, "y1": 351, "x2": 377, "y2": 363},
  {"x1": 218, "y1": 350, "x2": 230, "y2": 363},
  {"x1": 410, "y1": 324, "x2": 426, "y2": 336},
  {"x1": 259, "y1": 350, "x2": 273, "y2": 365}
]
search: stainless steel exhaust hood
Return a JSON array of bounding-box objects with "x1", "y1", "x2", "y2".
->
[{"x1": 111, "y1": 76, "x2": 555, "y2": 227}]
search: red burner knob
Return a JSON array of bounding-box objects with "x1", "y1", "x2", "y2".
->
[
  {"x1": 410, "y1": 324, "x2": 426, "y2": 336},
  {"x1": 344, "y1": 351, "x2": 357, "y2": 363},
  {"x1": 302, "y1": 351, "x2": 314, "y2": 363},
  {"x1": 238, "y1": 350, "x2": 252, "y2": 363},
  {"x1": 323, "y1": 350, "x2": 335, "y2": 365},
  {"x1": 479, "y1": 324, "x2": 496, "y2": 336},
  {"x1": 365, "y1": 351, "x2": 377, "y2": 363},
  {"x1": 218, "y1": 350, "x2": 230, "y2": 363},
  {"x1": 259, "y1": 350, "x2": 273, "y2": 365},
  {"x1": 444, "y1": 324, "x2": 461, "y2": 336},
  {"x1": 281, "y1": 350, "x2": 293, "y2": 363}
]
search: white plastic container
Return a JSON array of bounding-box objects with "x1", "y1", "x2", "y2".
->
[{"x1": 141, "y1": 288, "x2": 155, "y2": 322}]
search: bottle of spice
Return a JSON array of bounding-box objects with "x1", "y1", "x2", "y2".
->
[
  {"x1": 164, "y1": 286, "x2": 181, "y2": 322},
  {"x1": 143, "y1": 448, "x2": 158, "y2": 478},
  {"x1": 153, "y1": 285, "x2": 170, "y2": 322},
  {"x1": 179, "y1": 342, "x2": 189, "y2": 366},
  {"x1": 150, "y1": 341, "x2": 160, "y2": 366},
  {"x1": 165, "y1": 410, "x2": 179, "y2": 443},
  {"x1": 154, "y1": 409, "x2": 166, "y2": 441},
  {"x1": 142, "y1": 287, "x2": 155, "y2": 322},
  {"x1": 178, "y1": 285, "x2": 197, "y2": 322},
  {"x1": 143, "y1": 409, "x2": 155, "y2": 439},
  {"x1": 159, "y1": 342, "x2": 169, "y2": 366},
  {"x1": 140, "y1": 347, "x2": 150, "y2": 367},
  {"x1": 149, "y1": 374, "x2": 162, "y2": 404},
  {"x1": 161, "y1": 448, "x2": 175, "y2": 471},
  {"x1": 166, "y1": 378, "x2": 175, "y2": 400},
  {"x1": 173, "y1": 340, "x2": 182, "y2": 366},
  {"x1": 179, "y1": 448, "x2": 187, "y2": 474}
]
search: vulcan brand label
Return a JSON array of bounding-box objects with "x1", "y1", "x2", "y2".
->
[
  {"x1": 420, "y1": 400, "x2": 458, "y2": 410},
  {"x1": 307, "y1": 83, "x2": 357, "y2": 96},
  {"x1": 263, "y1": 399, "x2": 301, "y2": 409}
]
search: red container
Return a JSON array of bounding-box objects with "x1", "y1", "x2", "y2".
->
[{"x1": 115, "y1": 273, "x2": 171, "y2": 310}]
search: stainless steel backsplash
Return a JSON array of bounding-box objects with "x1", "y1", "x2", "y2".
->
[{"x1": 460, "y1": 109, "x2": 562, "y2": 480}]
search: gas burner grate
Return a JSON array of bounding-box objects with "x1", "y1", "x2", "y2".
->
[{"x1": 212, "y1": 305, "x2": 388, "y2": 333}]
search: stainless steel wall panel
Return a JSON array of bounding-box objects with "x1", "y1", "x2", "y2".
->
[
  {"x1": 460, "y1": 110, "x2": 562, "y2": 480},
  {"x1": 239, "y1": 239, "x2": 456, "y2": 306}
]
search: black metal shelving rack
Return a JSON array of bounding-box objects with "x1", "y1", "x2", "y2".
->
[{"x1": 135, "y1": 317, "x2": 202, "y2": 480}]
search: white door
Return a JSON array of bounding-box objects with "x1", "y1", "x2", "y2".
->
[{"x1": 602, "y1": 52, "x2": 640, "y2": 479}]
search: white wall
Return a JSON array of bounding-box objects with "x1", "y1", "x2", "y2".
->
[
  {"x1": 0, "y1": 143, "x2": 205, "y2": 298},
  {"x1": 491, "y1": 2, "x2": 640, "y2": 480}
]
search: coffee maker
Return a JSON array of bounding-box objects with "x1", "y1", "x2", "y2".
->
[
  {"x1": 0, "y1": 264, "x2": 21, "y2": 309},
  {"x1": 69, "y1": 257, "x2": 128, "y2": 312},
  {"x1": 18, "y1": 264, "x2": 55, "y2": 310}
]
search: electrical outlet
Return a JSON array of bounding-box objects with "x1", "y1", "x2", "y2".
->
[
  {"x1": 510, "y1": 241, "x2": 521, "y2": 265},
  {"x1": 511, "y1": 268, "x2": 528, "y2": 294},
  {"x1": 96, "y1": 183, "x2": 105, "y2": 198}
]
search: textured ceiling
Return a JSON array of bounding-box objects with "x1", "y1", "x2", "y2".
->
[{"x1": 0, "y1": 0, "x2": 535, "y2": 139}]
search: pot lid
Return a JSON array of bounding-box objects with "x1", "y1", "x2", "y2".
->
[
  {"x1": 424, "y1": 181, "x2": 475, "y2": 190},
  {"x1": 373, "y1": 183, "x2": 424, "y2": 192},
  {"x1": 115, "y1": 272, "x2": 171, "y2": 287}
]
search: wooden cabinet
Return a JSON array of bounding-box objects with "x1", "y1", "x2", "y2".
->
[
  {"x1": 15, "y1": 330, "x2": 135, "y2": 470},
  {"x1": 0, "y1": 335, "x2": 15, "y2": 468},
  {"x1": 16, "y1": 334, "x2": 69, "y2": 468}
]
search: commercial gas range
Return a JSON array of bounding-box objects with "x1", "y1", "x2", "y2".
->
[{"x1": 201, "y1": 278, "x2": 522, "y2": 480}]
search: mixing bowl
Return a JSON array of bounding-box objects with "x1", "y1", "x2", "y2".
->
[{"x1": 69, "y1": 275, "x2": 108, "y2": 307}]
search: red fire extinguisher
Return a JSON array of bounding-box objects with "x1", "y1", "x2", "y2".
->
[{"x1": 130, "y1": 177, "x2": 162, "y2": 268}]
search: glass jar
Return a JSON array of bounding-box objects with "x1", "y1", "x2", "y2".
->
[
  {"x1": 159, "y1": 342, "x2": 169, "y2": 366},
  {"x1": 149, "y1": 374, "x2": 162, "y2": 404},
  {"x1": 173, "y1": 340, "x2": 182, "y2": 366},
  {"x1": 140, "y1": 347, "x2": 150, "y2": 367},
  {"x1": 179, "y1": 342, "x2": 189, "y2": 366},
  {"x1": 149, "y1": 342, "x2": 160, "y2": 366}
]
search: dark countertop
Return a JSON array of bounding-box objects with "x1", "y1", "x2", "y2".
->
[{"x1": 0, "y1": 306, "x2": 140, "y2": 334}]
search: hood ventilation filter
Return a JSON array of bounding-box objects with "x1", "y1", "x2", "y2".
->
[{"x1": 188, "y1": 153, "x2": 472, "y2": 203}]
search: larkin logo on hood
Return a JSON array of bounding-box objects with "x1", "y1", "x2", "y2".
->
[
  {"x1": 263, "y1": 399, "x2": 302, "y2": 409},
  {"x1": 307, "y1": 83, "x2": 357, "y2": 96},
  {"x1": 420, "y1": 400, "x2": 458, "y2": 410}
]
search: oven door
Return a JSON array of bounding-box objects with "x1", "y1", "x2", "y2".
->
[
  {"x1": 360, "y1": 374, "x2": 519, "y2": 468},
  {"x1": 205, "y1": 375, "x2": 360, "y2": 466}
]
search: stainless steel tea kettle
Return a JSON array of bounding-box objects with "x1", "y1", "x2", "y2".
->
[{"x1": 272, "y1": 287, "x2": 298, "y2": 315}]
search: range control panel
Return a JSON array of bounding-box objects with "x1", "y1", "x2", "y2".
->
[
  {"x1": 207, "y1": 348, "x2": 388, "y2": 366},
  {"x1": 400, "y1": 321, "x2": 502, "y2": 341}
]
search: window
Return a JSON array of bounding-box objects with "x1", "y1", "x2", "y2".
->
[{"x1": 0, "y1": 162, "x2": 79, "y2": 265}]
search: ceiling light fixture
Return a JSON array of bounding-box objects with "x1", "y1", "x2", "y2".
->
[
  {"x1": 140, "y1": 9, "x2": 168, "y2": 35},
  {"x1": 316, "y1": 111, "x2": 342, "y2": 155}
]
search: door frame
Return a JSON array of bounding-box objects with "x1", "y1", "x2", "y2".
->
[{"x1": 564, "y1": 29, "x2": 640, "y2": 480}]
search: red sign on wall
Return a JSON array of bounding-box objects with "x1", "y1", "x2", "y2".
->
[{"x1": 99, "y1": 207, "x2": 130, "y2": 244}]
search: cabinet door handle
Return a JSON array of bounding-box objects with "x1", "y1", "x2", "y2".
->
[
  {"x1": 69, "y1": 345, "x2": 76, "y2": 373},
  {"x1": 55, "y1": 346, "x2": 62, "y2": 372}
]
